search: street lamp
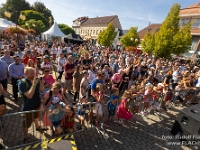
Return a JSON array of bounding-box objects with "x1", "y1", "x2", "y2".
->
[
  {"x1": 4, "y1": 11, "x2": 11, "y2": 18},
  {"x1": 131, "y1": 38, "x2": 138, "y2": 42}
]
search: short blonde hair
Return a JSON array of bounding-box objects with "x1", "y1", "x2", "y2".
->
[{"x1": 24, "y1": 67, "x2": 35, "y2": 74}]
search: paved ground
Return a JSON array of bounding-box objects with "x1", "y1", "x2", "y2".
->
[{"x1": 0, "y1": 69, "x2": 193, "y2": 150}]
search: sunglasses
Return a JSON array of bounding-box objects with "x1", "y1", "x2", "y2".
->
[{"x1": 44, "y1": 70, "x2": 50, "y2": 72}]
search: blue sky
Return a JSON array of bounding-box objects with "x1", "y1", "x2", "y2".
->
[{"x1": 1, "y1": 0, "x2": 199, "y2": 30}]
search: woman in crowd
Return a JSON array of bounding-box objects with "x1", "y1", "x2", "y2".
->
[
  {"x1": 41, "y1": 55, "x2": 52, "y2": 72},
  {"x1": 57, "y1": 52, "x2": 66, "y2": 81},
  {"x1": 42, "y1": 82, "x2": 69, "y2": 131},
  {"x1": 73, "y1": 65, "x2": 83, "y2": 104},
  {"x1": 88, "y1": 64, "x2": 96, "y2": 84},
  {"x1": 27, "y1": 59, "x2": 39, "y2": 77},
  {"x1": 40, "y1": 68, "x2": 55, "y2": 98}
]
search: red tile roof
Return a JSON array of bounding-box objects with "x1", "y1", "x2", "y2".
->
[
  {"x1": 180, "y1": 2, "x2": 200, "y2": 15},
  {"x1": 138, "y1": 24, "x2": 162, "y2": 39}
]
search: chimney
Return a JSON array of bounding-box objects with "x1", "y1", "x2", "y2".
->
[{"x1": 149, "y1": 22, "x2": 151, "y2": 26}]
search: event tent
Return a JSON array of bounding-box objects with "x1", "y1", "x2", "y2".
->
[
  {"x1": 42, "y1": 21, "x2": 66, "y2": 39},
  {"x1": 0, "y1": 18, "x2": 15, "y2": 30}
]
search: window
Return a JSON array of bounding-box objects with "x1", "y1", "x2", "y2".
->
[
  {"x1": 147, "y1": 28, "x2": 151, "y2": 32},
  {"x1": 91, "y1": 30, "x2": 92, "y2": 36},
  {"x1": 93, "y1": 30, "x2": 95, "y2": 34},
  {"x1": 179, "y1": 18, "x2": 190, "y2": 26},
  {"x1": 96, "y1": 30, "x2": 98, "y2": 35},
  {"x1": 191, "y1": 18, "x2": 200, "y2": 27}
]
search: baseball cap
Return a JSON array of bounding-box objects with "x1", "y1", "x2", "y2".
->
[{"x1": 51, "y1": 96, "x2": 60, "y2": 105}]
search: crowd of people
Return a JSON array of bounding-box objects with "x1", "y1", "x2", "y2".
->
[{"x1": 0, "y1": 36, "x2": 200, "y2": 144}]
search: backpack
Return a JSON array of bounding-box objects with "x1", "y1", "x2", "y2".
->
[
  {"x1": 17, "y1": 78, "x2": 29, "y2": 98},
  {"x1": 45, "y1": 90, "x2": 62, "y2": 106}
]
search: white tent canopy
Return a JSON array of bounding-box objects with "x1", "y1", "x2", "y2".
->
[
  {"x1": 0, "y1": 18, "x2": 15, "y2": 30},
  {"x1": 42, "y1": 21, "x2": 66, "y2": 39}
]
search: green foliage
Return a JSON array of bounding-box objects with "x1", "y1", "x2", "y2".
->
[
  {"x1": 154, "y1": 3, "x2": 181, "y2": 58},
  {"x1": 97, "y1": 22, "x2": 117, "y2": 46},
  {"x1": 142, "y1": 32, "x2": 156, "y2": 55},
  {"x1": 58, "y1": 24, "x2": 75, "y2": 35},
  {"x1": 120, "y1": 27, "x2": 140, "y2": 48},
  {"x1": 142, "y1": 3, "x2": 192, "y2": 59},
  {"x1": 172, "y1": 23, "x2": 192, "y2": 56},
  {"x1": 0, "y1": 0, "x2": 31, "y2": 24},
  {"x1": 21, "y1": 19, "x2": 46, "y2": 34},
  {"x1": 32, "y1": 1, "x2": 53, "y2": 27},
  {"x1": 18, "y1": 10, "x2": 48, "y2": 28}
]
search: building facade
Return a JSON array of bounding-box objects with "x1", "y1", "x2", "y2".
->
[
  {"x1": 72, "y1": 15, "x2": 122, "y2": 45},
  {"x1": 179, "y1": 2, "x2": 200, "y2": 62}
]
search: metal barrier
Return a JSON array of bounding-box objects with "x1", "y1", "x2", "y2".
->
[
  {"x1": 0, "y1": 102, "x2": 110, "y2": 149},
  {"x1": 1, "y1": 90, "x2": 199, "y2": 149}
]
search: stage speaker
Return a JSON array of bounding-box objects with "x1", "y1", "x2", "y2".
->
[{"x1": 171, "y1": 103, "x2": 200, "y2": 150}]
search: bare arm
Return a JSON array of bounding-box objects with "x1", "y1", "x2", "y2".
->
[
  {"x1": 23, "y1": 85, "x2": 37, "y2": 99},
  {"x1": 73, "y1": 77, "x2": 76, "y2": 91}
]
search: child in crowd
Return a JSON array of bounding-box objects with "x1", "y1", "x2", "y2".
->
[
  {"x1": 77, "y1": 96, "x2": 88, "y2": 129},
  {"x1": 107, "y1": 89, "x2": 120, "y2": 124},
  {"x1": 142, "y1": 83, "x2": 153, "y2": 115},
  {"x1": 94, "y1": 83, "x2": 104, "y2": 128},
  {"x1": 62, "y1": 106, "x2": 76, "y2": 133},
  {"x1": 48, "y1": 96, "x2": 70, "y2": 135},
  {"x1": 116, "y1": 90, "x2": 133, "y2": 124}
]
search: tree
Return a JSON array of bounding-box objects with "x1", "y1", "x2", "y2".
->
[
  {"x1": 21, "y1": 19, "x2": 46, "y2": 34},
  {"x1": 172, "y1": 23, "x2": 192, "y2": 56},
  {"x1": 32, "y1": 1, "x2": 53, "y2": 27},
  {"x1": 120, "y1": 27, "x2": 140, "y2": 48},
  {"x1": 58, "y1": 24, "x2": 75, "y2": 35},
  {"x1": 142, "y1": 31, "x2": 156, "y2": 55},
  {"x1": 18, "y1": 10, "x2": 48, "y2": 30},
  {"x1": 0, "y1": 0, "x2": 31, "y2": 24},
  {"x1": 153, "y1": 3, "x2": 191, "y2": 58},
  {"x1": 97, "y1": 22, "x2": 117, "y2": 46}
]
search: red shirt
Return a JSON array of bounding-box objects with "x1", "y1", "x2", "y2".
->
[
  {"x1": 63, "y1": 112, "x2": 75, "y2": 128},
  {"x1": 23, "y1": 57, "x2": 36, "y2": 65},
  {"x1": 64, "y1": 63, "x2": 74, "y2": 80}
]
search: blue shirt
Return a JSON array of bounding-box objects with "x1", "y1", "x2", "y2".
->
[
  {"x1": 90, "y1": 78, "x2": 103, "y2": 90},
  {"x1": 108, "y1": 94, "x2": 119, "y2": 109},
  {"x1": 8, "y1": 62, "x2": 24, "y2": 79},
  {"x1": 1, "y1": 56, "x2": 14, "y2": 65},
  {"x1": 0, "y1": 60, "x2": 8, "y2": 80},
  {"x1": 112, "y1": 63, "x2": 119, "y2": 74},
  {"x1": 49, "y1": 102, "x2": 66, "y2": 122}
]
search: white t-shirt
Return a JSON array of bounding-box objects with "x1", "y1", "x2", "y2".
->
[
  {"x1": 37, "y1": 47, "x2": 43, "y2": 54},
  {"x1": 57, "y1": 57, "x2": 66, "y2": 71},
  {"x1": 51, "y1": 48, "x2": 57, "y2": 54},
  {"x1": 66, "y1": 46, "x2": 71, "y2": 53},
  {"x1": 88, "y1": 70, "x2": 96, "y2": 83},
  {"x1": 41, "y1": 62, "x2": 51, "y2": 69}
]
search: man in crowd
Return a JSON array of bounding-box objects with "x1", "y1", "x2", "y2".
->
[
  {"x1": 23, "y1": 50, "x2": 36, "y2": 66},
  {"x1": 18, "y1": 67, "x2": 45, "y2": 143},
  {"x1": 0, "y1": 60, "x2": 8, "y2": 91},
  {"x1": 8, "y1": 55, "x2": 24, "y2": 101},
  {"x1": 82, "y1": 53, "x2": 92, "y2": 70},
  {"x1": 172, "y1": 67, "x2": 182, "y2": 89},
  {"x1": 63, "y1": 55, "x2": 75, "y2": 95},
  {"x1": 0, "y1": 50, "x2": 13, "y2": 66}
]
